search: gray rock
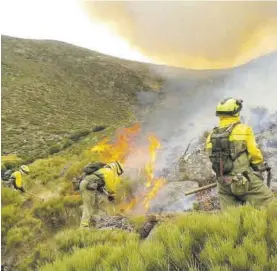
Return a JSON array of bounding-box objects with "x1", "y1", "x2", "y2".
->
[
  {"x1": 177, "y1": 145, "x2": 216, "y2": 186},
  {"x1": 257, "y1": 120, "x2": 277, "y2": 183},
  {"x1": 149, "y1": 181, "x2": 198, "y2": 213},
  {"x1": 271, "y1": 182, "x2": 277, "y2": 192},
  {"x1": 95, "y1": 215, "x2": 134, "y2": 232}
]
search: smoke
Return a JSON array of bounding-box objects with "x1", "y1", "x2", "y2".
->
[
  {"x1": 82, "y1": 1, "x2": 277, "y2": 69},
  {"x1": 123, "y1": 52, "x2": 277, "y2": 181}
]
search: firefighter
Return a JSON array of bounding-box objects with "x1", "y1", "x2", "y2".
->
[
  {"x1": 206, "y1": 98, "x2": 274, "y2": 210},
  {"x1": 2, "y1": 165, "x2": 30, "y2": 192},
  {"x1": 79, "y1": 161, "x2": 124, "y2": 228}
]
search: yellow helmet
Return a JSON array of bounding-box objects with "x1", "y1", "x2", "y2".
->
[
  {"x1": 216, "y1": 98, "x2": 243, "y2": 116},
  {"x1": 20, "y1": 165, "x2": 30, "y2": 174}
]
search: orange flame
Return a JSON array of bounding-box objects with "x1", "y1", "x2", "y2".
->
[
  {"x1": 91, "y1": 124, "x2": 166, "y2": 214},
  {"x1": 121, "y1": 134, "x2": 166, "y2": 214},
  {"x1": 91, "y1": 123, "x2": 141, "y2": 163},
  {"x1": 143, "y1": 177, "x2": 166, "y2": 210},
  {"x1": 145, "y1": 135, "x2": 161, "y2": 187}
]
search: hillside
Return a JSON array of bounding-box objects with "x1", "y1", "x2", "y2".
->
[
  {"x1": 1, "y1": 36, "x2": 277, "y2": 271},
  {"x1": 1, "y1": 35, "x2": 163, "y2": 161}
]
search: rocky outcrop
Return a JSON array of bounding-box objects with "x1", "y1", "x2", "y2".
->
[{"x1": 177, "y1": 144, "x2": 216, "y2": 186}]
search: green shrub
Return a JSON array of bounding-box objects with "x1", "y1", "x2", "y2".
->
[
  {"x1": 55, "y1": 228, "x2": 138, "y2": 254},
  {"x1": 18, "y1": 243, "x2": 57, "y2": 271},
  {"x1": 41, "y1": 245, "x2": 114, "y2": 271},
  {"x1": 62, "y1": 138, "x2": 74, "y2": 149},
  {"x1": 1, "y1": 186, "x2": 24, "y2": 206},
  {"x1": 32, "y1": 197, "x2": 66, "y2": 229},
  {"x1": 48, "y1": 144, "x2": 62, "y2": 155},
  {"x1": 1, "y1": 163, "x2": 7, "y2": 172},
  {"x1": 2, "y1": 160, "x2": 20, "y2": 170},
  {"x1": 63, "y1": 194, "x2": 82, "y2": 208},
  {"x1": 25, "y1": 156, "x2": 67, "y2": 187},
  {"x1": 92, "y1": 125, "x2": 107, "y2": 132},
  {"x1": 1, "y1": 205, "x2": 22, "y2": 236},
  {"x1": 6, "y1": 226, "x2": 35, "y2": 251},
  {"x1": 17, "y1": 216, "x2": 42, "y2": 230},
  {"x1": 39, "y1": 205, "x2": 277, "y2": 271},
  {"x1": 129, "y1": 215, "x2": 147, "y2": 231},
  {"x1": 69, "y1": 129, "x2": 90, "y2": 142}
]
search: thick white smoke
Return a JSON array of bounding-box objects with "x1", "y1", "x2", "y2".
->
[{"x1": 127, "y1": 52, "x2": 277, "y2": 178}]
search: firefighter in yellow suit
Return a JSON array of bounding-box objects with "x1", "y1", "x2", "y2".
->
[
  {"x1": 80, "y1": 161, "x2": 124, "y2": 228},
  {"x1": 206, "y1": 98, "x2": 274, "y2": 210},
  {"x1": 6, "y1": 165, "x2": 30, "y2": 192}
]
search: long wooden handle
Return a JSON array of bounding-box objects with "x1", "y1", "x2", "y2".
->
[
  {"x1": 184, "y1": 183, "x2": 217, "y2": 196},
  {"x1": 25, "y1": 191, "x2": 44, "y2": 201}
]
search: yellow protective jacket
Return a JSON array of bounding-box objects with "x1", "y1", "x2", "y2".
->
[
  {"x1": 95, "y1": 164, "x2": 122, "y2": 194},
  {"x1": 10, "y1": 171, "x2": 23, "y2": 189},
  {"x1": 206, "y1": 116, "x2": 263, "y2": 171}
]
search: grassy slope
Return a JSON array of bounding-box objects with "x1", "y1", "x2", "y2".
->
[
  {"x1": 1, "y1": 35, "x2": 163, "y2": 161},
  {"x1": 2, "y1": 36, "x2": 277, "y2": 271}
]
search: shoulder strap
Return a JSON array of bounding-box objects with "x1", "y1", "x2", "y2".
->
[{"x1": 225, "y1": 121, "x2": 240, "y2": 134}]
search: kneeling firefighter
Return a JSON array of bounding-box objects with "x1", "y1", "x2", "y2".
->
[
  {"x1": 206, "y1": 98, "x2": 274, "y2": 210},
  {"x1": 76, "y1": 161, "x2": 124, "y2": 228}
]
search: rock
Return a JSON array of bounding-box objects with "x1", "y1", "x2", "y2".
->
[
  {"x1": 256, "y1": 119, "x2": 277, "y2": 183},
  {"x1": 177, "y1": 147, "x2": 216, "y2": 186},
  {"x1": 149, "y1": 181, "x2": 198, "y2": 213},
  {"x1": 138, "y1": 221, "x2": 158, "y2": 238},
  {"x1": 271, "y1": 182, "x2": 277, "y2": 193},
  {"x1": 95, "y1": 215, "x2": 134, "y2": 232}
]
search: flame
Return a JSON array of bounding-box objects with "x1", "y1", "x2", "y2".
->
[
  {"x1": 91, "y1": 124, "x2": 166, "y2": 214},
  {"x1": 119, "y1": 197, "x2": 138, "y2": 213},
  {"x1": 91, "y1": 123, "x2": 141, "y2": 163},
  {"x1": 143, "y1": 177, "x2": 166, "y2": 210},
  {"x1": 145, "y1": 135, "x2": 161, "y2": 187},
  {"x1": 120, "y1": 134, "x2": 166, "y2": 214}
]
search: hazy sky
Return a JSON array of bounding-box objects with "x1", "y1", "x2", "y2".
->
[
  {"x1": 1, "y1": 0, "x2": 150, "y2": 62},
  {"x1": 2, "y1": 1, "x2": 277, "y2": 69},
  {"x1": 83, "y1": 1, "x2": 277, "y2": 69}
]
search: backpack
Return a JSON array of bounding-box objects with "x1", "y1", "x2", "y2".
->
[
  {"x1": 72, "y1": 162, "x2": 107, "y2": 191},
  {"x1": 209, "y1": 122, "x2": 240, "y2": 177},
  {"x1": 1, "y1": 169, "x2": 14, "y2": 182}
]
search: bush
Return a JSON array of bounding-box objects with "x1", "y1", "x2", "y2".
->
[
  {"x1": 40, "y1": 205, "x2": 277, "y2": 271},
  {"x1": 55, "y1": 228, "x2": 138, "y2": 254},
  {"x1": 48, "y1": 144, "x2": 62, "y2": 155},
  {"x1": 24, "y1": 156, "x2": 67, "y2": 187},
  {"x1": 69, "y1": 129, "x2": 90, "y2": 142},
  {"x1": 32, "y1": 197, "x2": 66, "y2": 229},
  {"x1": 18, "y1": 243, "x2": 56, "y2": 271},
  {"x1": 92, "y1": 125, "x2": 107, "y2": 132},
  {"x1": 1, "y1": 186, "x2": 24, "y2": 206},
  {"x1": 2, "y1": 159, "x2": 20, "y2": 170},
  {"x1": 6, "y1": 226, "x2": 36, "y2": 250},
  {"x1": 1, "y1": 205, "x2": 22, "y2": 236},
  {"x1": 63, "y1": 194, "x2": 82, "y2": 208},
  {"x1": 62, "y1": 138, "x2": 74, "y2": 149}
]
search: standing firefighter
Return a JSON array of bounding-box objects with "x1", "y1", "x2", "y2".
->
[
  {"x1": 77, "y1": 161, "x2": 124, "y2": 228},
  {"x1": 206, "y1": 98, "x2": 274, "y2": 210},
  {"x1": 2, "y1": 165, "x2": 30, "y2": 192}
]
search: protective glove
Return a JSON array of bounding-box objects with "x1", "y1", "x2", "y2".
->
[{"x1": 108, "y1": 194, "x2": 115, "y2": 202}]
